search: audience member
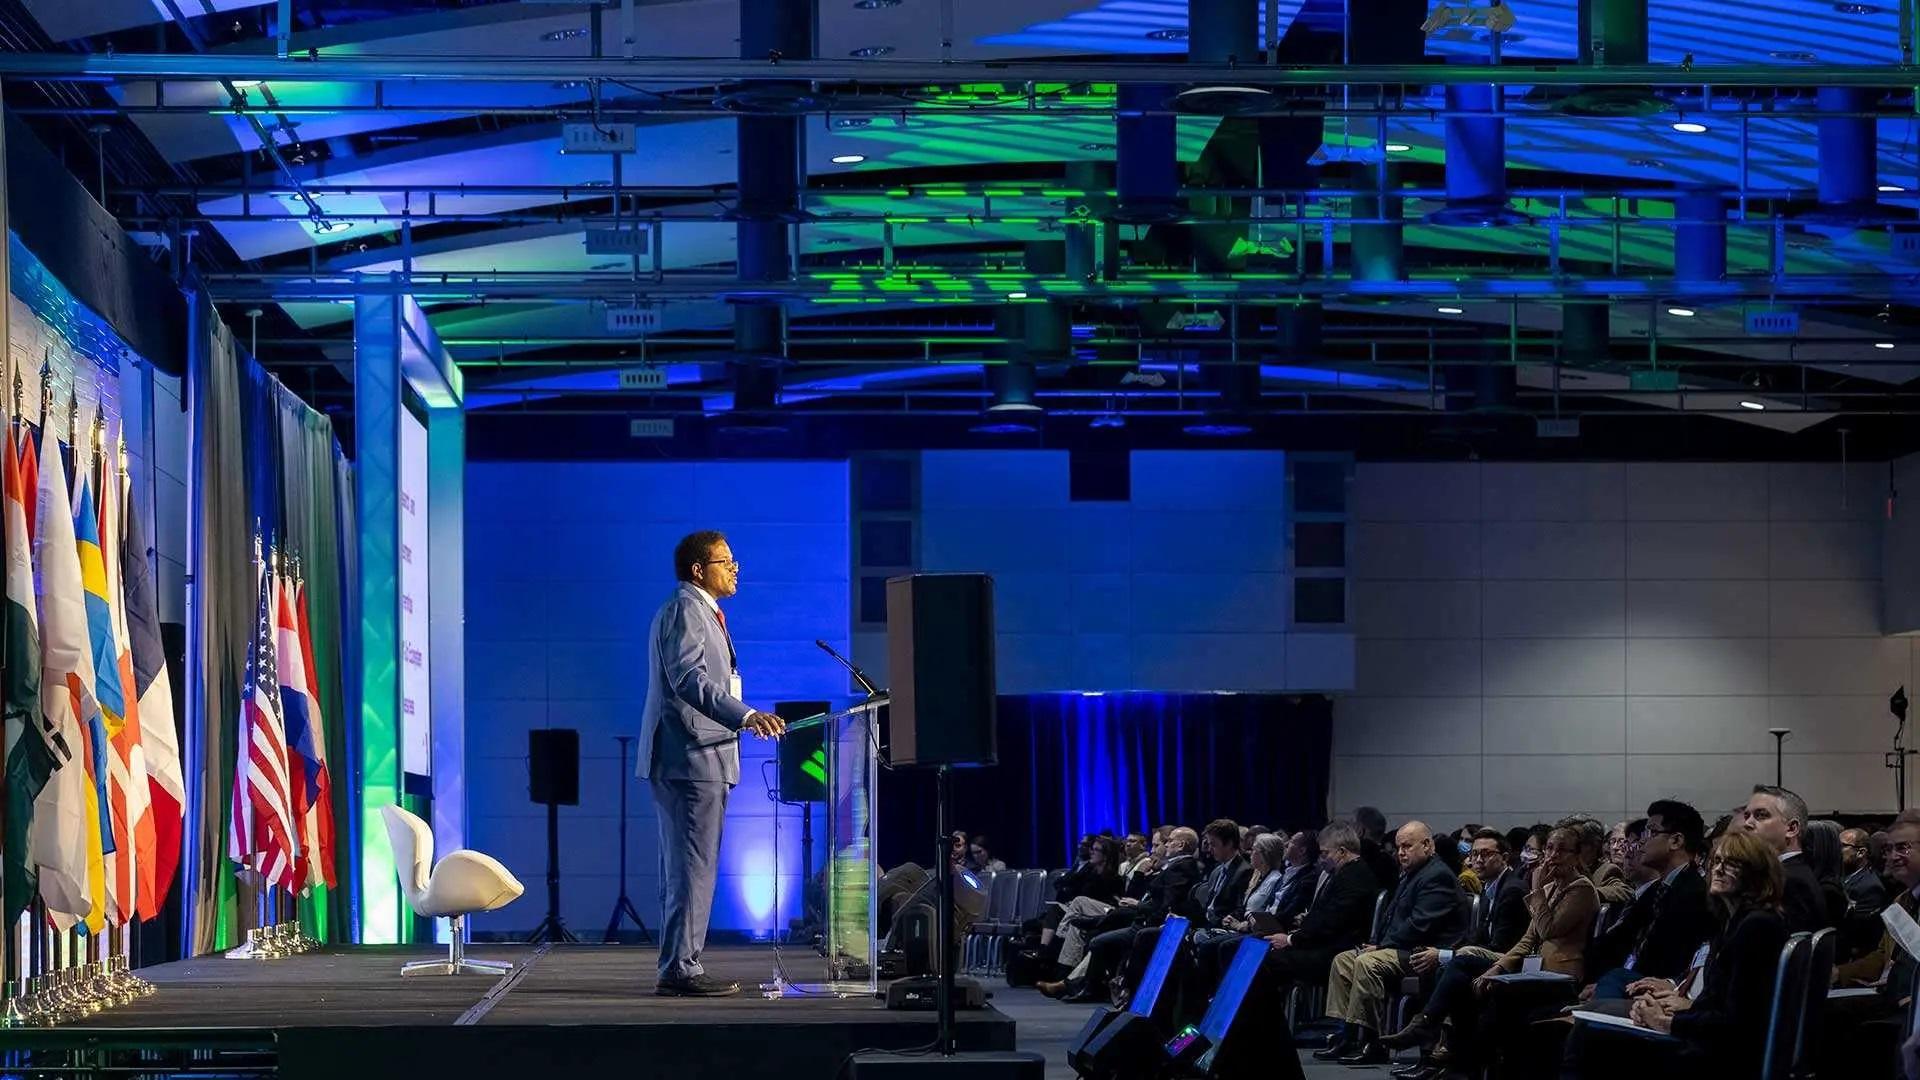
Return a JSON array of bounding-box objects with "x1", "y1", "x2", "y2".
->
[
  {"x1": 1504, "y1": 826, "x2": 1534, "y2": 864},
  {"x1": 1117, "y1": 833, "x2": 1149, "y2": 879},
  {"x1": 1741, "y1": 784, "x2": 1832, "y2": 932},
  {"x1": 1843, "y1": 826, "x2": 1890, "y2": 909},
  {"x1": 1585, "y1": 799, "x2": 1714, "y2": 1001},
  {"x1": 1621, "y1": 818, "x2": 1655, "y2": 891},
  {"x1": 1355, "y1": 805, "x2": 1401, "y2": 886},
  {"x1": 1802, "y1": 818, "x2": 1851, "y2": 930},
  {"x1": 1562, "y1": 831, "x2": 1789, "y2": 1079},
  {"x1": 1464, "y1": 827, "x2": 1529, "y2": 953},
  {"x1": 1386, "y1": 826, "x2": 1598, "y2": 1078},
  {"x1": 1192, "y1": 819, "x2": 1251, "y2": 929},
  {"x1": 1037, "y1": 826, "x2": 1203, "y2": 1002},
  {"x1": 969, "y1": 835, "x2": 1007, "y2": 873},
  {"x1": 1053, "y1": 835, "x2": 1123, "y2": 907},
  {"x1": 1560, "y1": 814, "x2": 1635, "y2": 907},
  {"x1": 1606, "y1": 821, "x2": 1631, "y2": 874},
  {"x1": 1314, "y1": 821, "x2": 1467, "y2": 1066},
  {"x1": 1247, "y1": 820, "x2": 1380, "y2": 994},
  {"x1": 1239, "y1": 825, "x2": 1269, "y2": 858}
]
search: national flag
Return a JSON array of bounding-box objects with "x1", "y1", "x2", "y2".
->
[
  {"x1": 2, "y1": 418, "x2": 51, "y2": 928},
  {"x1": 228, "y1": 559, "x2": 297, "y2": 891},
  {"x1": 98, "y1": 450, "x2": 155, "y2": 922},
  {"x1": 293, "y1": 579, "x2": 335, "y2": 890},
  {"x1": 275, "y1": 572, "x2": 321, "y2": 893},
  {"x1": 73, "y1": 465, "x2": 129, "y2": 925},
  {"x1": 31, "y1": 434, "x2": 103, "y2": 931},
  {"x1": 121, "y1": 472, "x2": 182, "y2": 913}
]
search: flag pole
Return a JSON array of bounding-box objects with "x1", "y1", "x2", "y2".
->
[{"x1": 0, "y1": 377, "x2": 16, "y2": 1029}]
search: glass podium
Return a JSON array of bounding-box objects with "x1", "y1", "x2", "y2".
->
[{"x1": 763, "y1": 696, "x2": 884, "y2": 998}]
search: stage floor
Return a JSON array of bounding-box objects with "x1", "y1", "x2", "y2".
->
[{"x1": 2, "y1": 945, "x2": 1017, "y2": 1080}]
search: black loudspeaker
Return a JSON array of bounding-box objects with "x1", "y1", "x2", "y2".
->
[
  {"x1": 884, "y1": 573, "x2": 997, "y2": 768},
  {"x1": 773, "y1": 700, "x2": 830, "y2": 802},
  {"x1": 528, "y1": 728, "x2": 580, "y2": 806}
]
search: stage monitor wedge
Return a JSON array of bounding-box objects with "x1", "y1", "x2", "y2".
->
[{"x1": 885, "y1": 573, "x2": 997, "y2": 768}]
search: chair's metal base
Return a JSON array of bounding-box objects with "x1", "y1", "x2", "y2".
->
[
  {"x1": 402, "y1": 958, "x2": 514, "y2": 977},
  {"x1": 399, "y1": 915, "x2": 512, "y2": 978}
]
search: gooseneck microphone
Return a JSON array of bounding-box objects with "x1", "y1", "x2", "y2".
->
[{"x1": 815, "y1": 639, "x2": 882, "y2": 698}]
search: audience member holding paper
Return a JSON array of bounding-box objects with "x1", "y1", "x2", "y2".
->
[{"x1": 1562, "y1": 831, "x2": 1789, "y2": 1079}]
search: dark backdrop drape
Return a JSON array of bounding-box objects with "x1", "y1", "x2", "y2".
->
[{"x1": 876, "y1": 693, "x2": 1332, "y2": 871}]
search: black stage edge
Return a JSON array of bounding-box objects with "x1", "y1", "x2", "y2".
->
[{"x1": 0, "y1": 945, "x2": 1016, "y2": 1080}]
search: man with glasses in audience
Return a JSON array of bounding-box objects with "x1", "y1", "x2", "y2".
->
[
  {"x1": 1843, "y1": 827, "x2": 1890, "y2": 911},
  {"x1": 1583, "y1": 799, "x2": 1713, "y2": 1002}
]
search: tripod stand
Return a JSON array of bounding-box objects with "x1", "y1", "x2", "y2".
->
[
  {"x1": 527, "y1": 795, "x2": 576, "y2": 944},
  {"x1": 604, "y1": 736, "x2": 654, "y2": 944}
]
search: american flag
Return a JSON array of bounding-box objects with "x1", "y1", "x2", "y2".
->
[{"x1": 228, "y1": 560, "x2": 297, "y2": 891}]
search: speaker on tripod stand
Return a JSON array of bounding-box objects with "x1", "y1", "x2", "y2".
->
[{"x1": 527, "y1": 728, "x2": 579, "y2": 943}]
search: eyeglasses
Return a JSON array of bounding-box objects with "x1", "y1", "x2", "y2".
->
[
  {"x1": 1892, "y1": 841, "x2": 1918, "y2": 857},
  {"x1": 701, "y1": 558, "x2": 740, "y2": 570}
]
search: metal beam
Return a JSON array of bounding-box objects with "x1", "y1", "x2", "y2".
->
[
  {"x1": 201, "y1": 271, "x2": 1920, "y2": 303},
  {"x1": 0, "y1": 53, "x2": 1917, "y2": 88}
]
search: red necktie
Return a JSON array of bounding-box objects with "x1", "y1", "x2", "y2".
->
[{"x1": 714, "y1": 607, "x2": 728, "y2": 631}]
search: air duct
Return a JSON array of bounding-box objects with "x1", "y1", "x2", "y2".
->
[
  {"x1": 729, "y1": 0, "x2": 814, "y2": 417},
  {"x1": 1351, "y1": 161, "x2": 1405, "y2": 281},
  {"x1": 1115, "y1": 83, "x2": 1181, "y2": 224},
  {"x1": 1560, "y1": 0, "x2": 1662, "y2": 116},
  {"x1": 1022, "y1": 241, "x2": 1070, "y2": 364},
  {"x1": 1430, "y1": 79, "x2": 1524, "y2": 226},
  {"x1": 1064, "y1": 161, "x2": 1118, "y2": 283},
  {"x1": 1673, "y1": 189, "x2": 1727, "y2": 288},
  {"x1": 1174, "y1": 0, "x2": 1270, "y2": 116},
  {"x1": 1560, "y1": 303, "x2": 1612, "y2": 365},
  {"x1": 1809, "y1": 87, "x2": 1879, "y2": 223}
]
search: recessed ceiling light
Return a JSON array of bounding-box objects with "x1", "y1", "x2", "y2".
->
[
  {"x1": 1147, "y1": 27, "x2": 1189, "y2": 41},
  {"x1": 853, "y1": 0, "x2": 902, "y2": 7},
  {"x1": 1007, "y1": 291, "x2": 1029, "y2": 300},
  {"x1": 1436, "y1": 305, "x2": 1464, "y2": 315},
  {"x1": 830, "y1": 154, "x2": 866, "y2": 165},
  {"x1": 1876, "y1": 342, "x2": 1897, "y2": 349},
  {"x1": 1671, "y1": 121, "x2": 1709, "y2": 134},
  {"x1": 551, "y1": 80, "x2": 585, "y2": 91},
  {"x1": 1385, "y1": 142, "x2": 1412, "y2": 152},
  {"x1": 1667, "y1": 307, "x2": 1697, "y2": 317},
  {"x1": 849, "y1": 45, "x2": 895, "y2": 58},
  {"x1": 1739, "y1": 400, "x2": 1767, "y2": 410},
  {"x1": 1881, "y1": 184, "x2": 1907, "y2": 192},
  {"x1": 540, "y1": 26, "x2": 589, "y2": 42}
]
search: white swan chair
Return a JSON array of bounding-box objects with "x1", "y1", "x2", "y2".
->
[{"x1": 380, "y1": 804, "x2": 525, "y2": 977}]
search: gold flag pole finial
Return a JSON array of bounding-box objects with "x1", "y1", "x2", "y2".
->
[{"x1": 37, "y1": 356, "x2": 52, "y2": 427}]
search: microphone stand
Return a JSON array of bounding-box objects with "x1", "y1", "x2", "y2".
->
[
  {"x1": 815, "y1": 639, "x2": 883, "y2": 700},
  {"x1": 1891, "y1": 688, "x2": 1913, "y2": 812}
]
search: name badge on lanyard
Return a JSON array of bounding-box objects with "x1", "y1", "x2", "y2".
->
[{"x1": 729, "y1": 672, "x2": 743, "y2": 700}]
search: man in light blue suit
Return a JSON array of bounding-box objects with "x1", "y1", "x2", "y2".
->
[{"x1": 638, "y1": 530, "x2": 785, "y2": 996}]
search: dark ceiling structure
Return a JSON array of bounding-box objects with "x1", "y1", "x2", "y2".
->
[{"x1": 4, "y1": 0, "x2": 1920, "y2": 460}]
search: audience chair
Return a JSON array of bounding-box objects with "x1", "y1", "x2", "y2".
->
[
  {"x1": 379, "y1": 804, "x2": 525, "y2": 977},
  {"x1": 961, "y1": 869, "x2": 998, "y2": 974},
  {"x1": 1791, "y1": 928, "x2": 1836, "y2": 1079}
]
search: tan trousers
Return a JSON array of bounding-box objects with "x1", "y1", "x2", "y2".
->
[{"x1": 1325, "y1": 947, "x2": 1413, "y2": 1033}]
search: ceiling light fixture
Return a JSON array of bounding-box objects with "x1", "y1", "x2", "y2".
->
[
  {"x1": 1436, "y1": 305, "x2": 1465, "y2": 315},
  {"x1": 230, "y1": 79, "x2": 262, "y2": 89},
  {"x1": 1667, "y1": 306, "x2": 1697, "y2": 317},
  {"x1": 1147, "y1": 27, "x2": 1189, "y2": 41},
  {"x1": 1385, "y1": 142, "x2": 1412, "y2": 152},
  {"x1": 849, "y1": 45, "x2": 895, "y2": 57},
  {"x1": 1833, "y1": 2, "x2": 1880, "y2": 13},
  {"x1": 1876, "y1": 342, "x2": 1897, "y2": 349},
  {"x1": 1671, "y1": 121, "x2": 1709, "y2": 134},
  {"x1": 1006, "y1": 291, "x2": 1029, "y2": 300},
  {"x1": 1079, "y1": 142, "x2": 1116, "y2": 152},
  {"x1": 1739, "y1": 400, "x2": 1767, "y2": 410},
  {"x1": 830, "y1": 154, "x2": 867, "y2": 165},
  {"x1": 1881, "y1": 184, "x2": 1907, "y2": 192},
  {"x1": 831, "y1": 117, "x2": 873, "y2": 129},
  {"x1": 540, "y1": 27, "x2": 589, "y2": 42}
]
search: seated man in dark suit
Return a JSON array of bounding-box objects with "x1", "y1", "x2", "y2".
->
[
  {"x1": 1314, "y1": 821, "x2": 1467, "y2": 1066},
  {"x1": 1233, "y1": 820, "x2": 1379, "y2": 998},
  {"x1": 1038, "y1": 826, "x2": 1205, "y2": 1002},
  {"x1": 1585, "y1": 799, "x2": 1714, "y2": 1001},
  {"x1": 1741, "y1": 784, "x2": 1836, "y2": 933}
]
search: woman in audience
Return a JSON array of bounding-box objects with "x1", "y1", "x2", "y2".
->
[
  {"x1": 1802, "y1": 819, "x2": 1851, "y2": 930},
  {"x1": 1037, "y1": 836, "x2": 1123, "y2": 946},
  {"x1": 1386, "y1": 827, "x2": 1598, "y2": 1076},
  {"x1": 1562, "y1": 830, "x2": 1788, "y2": 1079},
  {"x1": 1200, "y1": 832, "x2": 1289, "y2": 945}
]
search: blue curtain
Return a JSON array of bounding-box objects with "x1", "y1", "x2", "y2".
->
[{"x1": 877, "y1": 693, "x2": 1332, "y2": 870}]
